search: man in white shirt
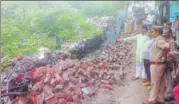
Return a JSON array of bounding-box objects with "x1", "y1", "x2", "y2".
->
[{"x1": 142, "y1": 32, "x2": 155, "y2": 87}]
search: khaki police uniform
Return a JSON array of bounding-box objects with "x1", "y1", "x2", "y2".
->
[{"x1": 149, "y1": 35, "x2": 168, "y2": 103}]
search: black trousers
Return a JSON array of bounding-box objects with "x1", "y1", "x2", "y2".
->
[{"x1": 143, "y1": 59, "x2": 151, "y2": 82}]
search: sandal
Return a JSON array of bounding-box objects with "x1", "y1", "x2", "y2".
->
[
  {"x1": 142, "y1": 78, "x2": 148, "y2": 83},
  {"x1": 142, "y1": 82, "x2": 151, "y2": 86}
]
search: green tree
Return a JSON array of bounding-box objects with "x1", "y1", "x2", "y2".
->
[{"x1": 1, "y1": 1, "x2": 101, "y2": 62}]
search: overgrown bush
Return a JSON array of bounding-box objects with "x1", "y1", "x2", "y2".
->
[{"x1": 1, "y1": 1, "x2": 130, "y2": 62}]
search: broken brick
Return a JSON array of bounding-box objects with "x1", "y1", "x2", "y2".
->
[
  {"x1": 82, "y1": 100, "x2": 89, "y2": 104},
  {"x1": 66, "y1": 96, "x2": 73, "y2": 102},
  {"x1": 69, "y1": 76, "x2": 78, "y2": 84},
  {"x1": 100, "y1": 84, "x2": 113, "y2": 90},
  {"x1": 83, "y1": 94, "x2": 92, "y2": 101},
  {"x1": 55, "y1": 84, "x2": 64, "y2": 90},
  {"x1": 50, "y1": 78, "x2": 56, "y2": 86},
  {"x1": 43, "y1": 85, "x2": 53, "y2": 95},
  {"x1": 58, "y1": 98, "x2": 67, "y2": 104},
  {"x1": 62, "y1": 71, "x2": 70, "y2": 81},
  {"x1": 45, "y1": 94, "x2": 58, "y2": 104},
  {"x1": 55, "y1": 92, "x2": 68, "y2": 98},
  {"x1": 11, "y1": 97, "x2": 29, "y2": 104},
  {"x1": 101, "y1": 79, "x2": 112, "y2": 85}
]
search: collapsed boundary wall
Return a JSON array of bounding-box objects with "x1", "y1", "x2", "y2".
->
[
  {"x1": 69, "y1": 9, "x2": 128, "y2": 59},
  {"x1": 1, "y1": 9, "x2": 127, "y2": 71}
]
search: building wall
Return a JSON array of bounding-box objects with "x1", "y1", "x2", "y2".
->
[{"x1": 169, "y1": 1, "x2": 179, "y2": 22}]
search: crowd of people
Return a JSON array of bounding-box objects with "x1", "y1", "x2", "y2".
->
[{"x1": 119, "y1": 14, "x2": 179, "y2": 104}]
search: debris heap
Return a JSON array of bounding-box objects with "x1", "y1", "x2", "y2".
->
[{"x1": 9, "y1": 33, "x2": 135, "y2": 104}]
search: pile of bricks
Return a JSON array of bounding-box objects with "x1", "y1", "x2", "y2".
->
[{"x1": 10, "y1": 33, "x2": 135, "y2": 104}]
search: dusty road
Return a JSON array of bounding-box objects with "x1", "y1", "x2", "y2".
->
[
  {"x1": 91, "y1": 64, "x2": 149, "y2": 104},
  {"x1": 117, "y1": 68, "x2": 149, "y2": 104}
]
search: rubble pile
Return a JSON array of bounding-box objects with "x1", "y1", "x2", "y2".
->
[
  {"x1": 24, "y1": 33, "x2": 133, "y2": 104},
  {"x1": 5, "y1": 52, "x2": 62, "y2": 73},
  {"x1": 4, "y1": 32, "x2": 135, "y2": 104}
]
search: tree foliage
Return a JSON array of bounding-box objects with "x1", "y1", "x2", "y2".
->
[{"x1": 1, "y1": 1, "x2": 129, "y2": 62}]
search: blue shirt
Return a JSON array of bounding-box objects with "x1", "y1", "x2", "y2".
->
[{"x1": 142, "y1": 39, "x2": 155, "y2": 59}]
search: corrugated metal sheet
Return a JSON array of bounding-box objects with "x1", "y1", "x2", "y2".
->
[{"x1": 169, "y1": 1, "x2": 179, "y2": 22}]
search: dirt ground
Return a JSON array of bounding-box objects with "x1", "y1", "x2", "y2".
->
[
  {"x1": 88, "y1": 41, "x2": 148, "y2": 104},
  {"x1": 90, "y1": 61, "x2": 149, "y2": 104}
]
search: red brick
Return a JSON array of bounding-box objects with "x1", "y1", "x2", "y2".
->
[
  {"x1": 45, "y1": 94, "x2": 58, "y2": 104},
  {"x1": 72, "y1": 94, "x2": 82, "y2": 104},
  {"x1": 55, "y1": 73, "x2": 61, "y2": 82},
  {"x1": 62, "y1": 71, "x2": 70, "y2": 81},
  {"x1": 32, "y1": 81, "x2": 43, "y2": 93},
  {"x1": 79, "y1": 82, "x2": 87, "y2": 88},
  {"x1": 83, "y1": 93, "x2": 92, "y2": 101},
  {"x1": 100, "y1": 84, "x2": 113, "y2": 90},
  {"x1": 82, "y1": 100, "x2": 89, "y2": 104},
  {"x1": 50, "y1": 78, "x2": 56, "y2": 86},
  {"x1": 59, "y1": 60, "x2": 65, "y2": 71},
  {"x1": 58, "y1": 98, "x2": 67, "y2": 104},
  {"x1": 43, "y1": 73, "x2": 52, "y2": 84},
  {"x1": 69, "y1": 76, "x2": 78, "y2": 84},
  {"x1": 74, "y1": 86, "x2": 82, "y2": 96},
  {"x1": 101, "y1": 79, "x2": 112, "y2": 85},
  {"x1": 43, "y1": 85, "x2": 53, "y2": 95},
  {"x1": 55, "y1": 92, "x2": 68, "y2": 98},
  {"x1": 61, "y1": 78, "x2": 69, "y2": 86},
  {"x1": 11, "y1": 97, "x2": 29, "y2": 104},
  {"x1": 66, "y1": 96, "x2": 73, "y2": 102}
]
